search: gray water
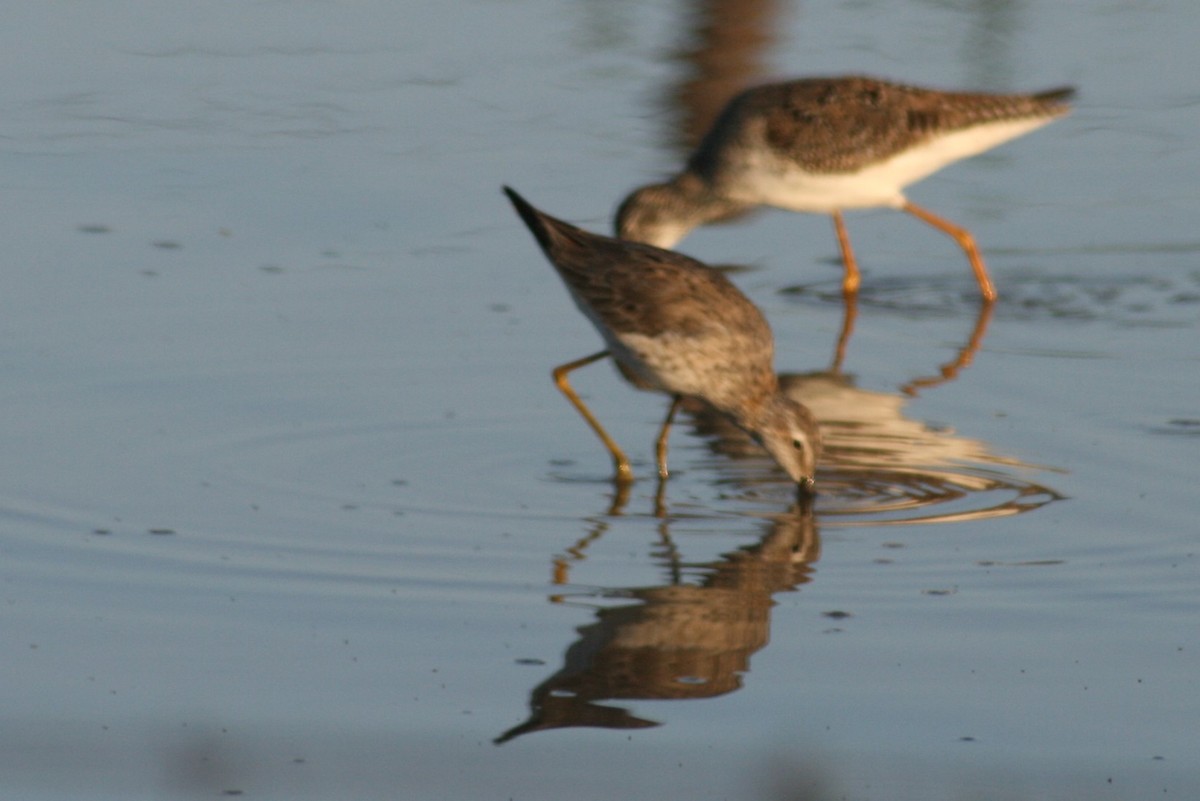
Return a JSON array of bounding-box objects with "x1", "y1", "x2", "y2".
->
[{"x1": 2, "y1": 2, "x2": 1197, "y2": 799}]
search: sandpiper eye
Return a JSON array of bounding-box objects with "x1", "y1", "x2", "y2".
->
[{"x1": 792, "y1": 439, "x2": 805, "y2": 451}]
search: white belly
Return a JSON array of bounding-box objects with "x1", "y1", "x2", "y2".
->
[{"x1": 722, "y1": 116, "x2": 1056, "y2": 212}]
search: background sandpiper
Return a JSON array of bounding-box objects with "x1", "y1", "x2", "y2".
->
[{"x1": 615, "y1": 76, "x2": 1075, "y2": 301}]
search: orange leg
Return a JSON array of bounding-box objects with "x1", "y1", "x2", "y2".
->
[
  {"x1": 653, "y1": 395, "x2": 682, "y2": 480},
  {"x1": 830, "y1": 210, "x2": 861, "y2": 296},
  {"x1": 901, "y1": 201, "x2": 997, "y2": 302},
  {"x1": 552, "y1": 351, "x2": 634, "y2": 484}
]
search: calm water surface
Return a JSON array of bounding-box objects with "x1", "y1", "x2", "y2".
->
[{"x1": 2, "y1": 2, "x2": 1198, "y2": 799}]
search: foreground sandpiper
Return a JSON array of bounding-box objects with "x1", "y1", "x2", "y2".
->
[
  {"x1": 504, "y1": 186, "x2": 820, "y2": 490},
  {"x1": 615, "y1": 76, "x2": 1075, "y2": 301}
]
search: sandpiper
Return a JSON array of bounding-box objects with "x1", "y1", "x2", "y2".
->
[
  {"x1": 615, "y1": 76, "x2": 1075, "y2": 301},
  {"x1": 504, "y1": 186, "x2": 820, "y2": 490}
]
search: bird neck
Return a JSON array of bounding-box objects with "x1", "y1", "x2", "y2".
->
[
  {"x1": 670, "y1": 172, "x2": 749, "y2": 225},
  {"x1": 720, "y1": 377, "x2": 782, "y2": 432}
]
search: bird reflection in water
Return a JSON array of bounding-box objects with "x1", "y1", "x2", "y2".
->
[
  {"x1": 495, "y1": 498, "x2": 819, "y2": 744},
  {"x1": 687, "y1": 297, "x2": 1066, "y2": 525},
  {"x1": 498, "y1": 0, "x2": 1066, "y2": 745},
  {"x1": 500, "y1": 300, "x2": 1064, "y2": 743}
]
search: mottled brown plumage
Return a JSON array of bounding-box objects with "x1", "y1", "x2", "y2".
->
[
  {"x1": 505, "y1": 186, "x2": 820, "y2": 487},
  {"x1": 703, "y1": 77, "x2": 1074, "y2": 175},
  {"x1": 616, "y1": 75, "x2": 1076, "y2": 301}
]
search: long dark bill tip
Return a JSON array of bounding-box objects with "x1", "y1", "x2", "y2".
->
[
  {"x1": 792, "y1": 478, "x2": 817, "y2": 517},
  {"x1": 796, "y1": 477, "x2": 817, "y2": 503}
]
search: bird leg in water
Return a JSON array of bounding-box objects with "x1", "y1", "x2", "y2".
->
[
  {"x1": 552, "y1": 350, "x2": 634, "y2": 484},
  {"x1": 653, "y1": 395, "x2": 683, "y2": 480}
]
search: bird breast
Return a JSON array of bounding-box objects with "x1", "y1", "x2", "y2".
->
[{"x1": 607, "y1": 329, "x2": 774, "y2": 409}]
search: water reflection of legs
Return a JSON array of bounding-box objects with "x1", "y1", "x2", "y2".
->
[
  {"x1": 501, "y1": 500, "x2": 820, "y2": 744},
  {"x1": 551, "y1": 482, "x2": 676, "y2": 586},
  {"x1": 824, "y1": 289, "x2": 994, "y2": 394},
  {"x1": 899, "y1": 300, "x2": 994, "y2": 396},
  {"x1": 829, "y1": 291, "x2": 859, "y2": 373}
]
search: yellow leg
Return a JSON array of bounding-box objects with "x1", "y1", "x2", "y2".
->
[
  {"x1": 653, "y1": 395, "x2": 682, "y2": 480},
  {"x1": 831, "y1": 210, "x2": 861, "y2": 296},
  {"x1": 901, "y1": 201, "x2": 997, "y2": 302},
  {"x1": 552, "y1": 351, "x2": 634, "y2": 483}
]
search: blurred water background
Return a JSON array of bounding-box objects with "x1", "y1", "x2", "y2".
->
[{"x1": 1, "y1": 2, "x2": 1197, "y2": 798}]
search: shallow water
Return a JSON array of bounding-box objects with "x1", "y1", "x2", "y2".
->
[{"x1": 2, "y1": 2, "x2": 1198, "y2": 799}]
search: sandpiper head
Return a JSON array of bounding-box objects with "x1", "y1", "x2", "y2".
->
[
  {"x1": 749, "y1": 396, "x2": 822, "y2": 489},
  {"x1": 613, "y1": 183, "x2": 696, "y2": 249}
]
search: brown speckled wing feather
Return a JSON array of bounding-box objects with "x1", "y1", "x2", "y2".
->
[
  {"x1": 504, "y1": 187, "x2": 767, "y2": 340},
  {"x1": 558, "y1": 241, "x2": 765, "y2": 340},
  {"x1": 696, "y1": 76, "x2": 1075, "y2": 175}
]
